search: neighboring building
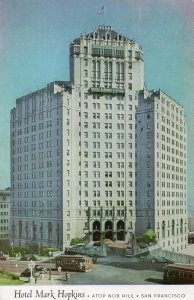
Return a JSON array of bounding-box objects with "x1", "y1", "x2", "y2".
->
[
  {"x1": 10, "y1": 25, "x2": 187, "y2": 253},
  {"x1": 10, "y1": 82, "x2": 68, "y2": 249},
  {"x1": 0, "y1": 188, "x2": 10, "y2": 242},
  {"x1": 136, "y1": 89, "x2": 187, "y2": 252}
]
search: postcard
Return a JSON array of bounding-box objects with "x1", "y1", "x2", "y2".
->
[{"x1": 0, "y1": 0, "x2": 194, "y2": 299}]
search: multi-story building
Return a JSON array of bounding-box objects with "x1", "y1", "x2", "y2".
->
[
  {"x1": 136, "y1": 89, "x2": 187, "y2": 252},
  {"x1": 0, "y1": 188, "x2": 10, "y2": 243},
  {"x1": 10, "y1": 82, "x2": 68, "y2": 249},
  {"x1": 10, "y1": 25, "x2": 144, "y2": 249},
  {"x1": 10, "y1": 25, "x2": 187, "y2": 252},
  {"x1": 69, "y1": 25, "x2": 144, "y2": 244}
]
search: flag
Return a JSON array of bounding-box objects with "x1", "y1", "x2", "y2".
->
[{"x1": 98, "y1": 6, "x2": 105, "y2": 15}]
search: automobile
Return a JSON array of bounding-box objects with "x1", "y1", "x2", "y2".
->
[
  {"x1": 34, "y1": 265, "x2": 48, "y2": 274},
  {"x1": 20, "y1": 267, "x2": 41, "y2": 278},
  {"x1": 139, "y1": 255, "x2": 175, "y2": 264},
  {"x1": 159, "y1": 256, "x2": 175, "y2": 264},
  {"x1": 0, "y1": 256, "x2": 6, "y2": 260},
  {"x1": 89, "y1": 255, "x2": 98, "y2": 263},
  {"x1": 20, "y1": 268, "x2": 31, "y2": 277},
  {"x1": 20, "y1": 254, "x2": 37, "y2": 261}
]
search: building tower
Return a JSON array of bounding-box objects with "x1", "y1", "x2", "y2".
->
[
  {"x1": 136, "y1": 89, "x2": 188, "y2": 252},
  {"x1": 68, "y1": 25, "x2": 144, "y2": 244}
]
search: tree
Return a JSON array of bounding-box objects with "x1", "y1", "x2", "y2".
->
[
  {"x1": 70, "y1": 237, "x2": 86, "y2": 246},
  {"x1": 136, "y1": 229, "x2": 157, "y2": 245}
]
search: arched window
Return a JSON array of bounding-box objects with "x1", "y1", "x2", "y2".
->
[{"x1": 93, "y1": 221, "x2": 101, "y2": 231}]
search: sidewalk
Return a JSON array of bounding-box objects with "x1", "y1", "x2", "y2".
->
[{"x1": 25, "y1": 272, "x2": 71, "y2": 285}]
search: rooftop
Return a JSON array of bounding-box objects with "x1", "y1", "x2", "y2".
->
[{"x1": 72, "y1": 25, "x2": 139, "y2": 46}]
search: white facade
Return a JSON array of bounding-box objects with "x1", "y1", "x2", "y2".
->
[
  {"x1": 10, "y1": 82, "x2": 67, "y2": 248},
  {"x1": 10, "y1": 26, "x2": 144, "y2": 248},
  {"x1": 67, "y1": 25, "x2": 144, "y2": 244},
  {"x1": 136, "y1": 89, "x2": 187, "y2": 252},
  {"x1": 10, "y1": 25, "x2": 187, "y2": 252}
]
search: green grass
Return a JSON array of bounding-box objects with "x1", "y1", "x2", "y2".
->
[{"x1": 0, "y1": 278, "x2": 25, "y2": 285}]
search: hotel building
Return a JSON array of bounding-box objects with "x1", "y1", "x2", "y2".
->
[{"x1": 10, "y1": 25, "x2": 187, "y2": 252}]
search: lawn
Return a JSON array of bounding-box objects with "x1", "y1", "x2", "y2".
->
[{"x1": 0, "y1": 278, "x2": 25, "y2": 285}]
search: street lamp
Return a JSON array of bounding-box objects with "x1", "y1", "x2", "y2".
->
[
  {"x1": 28, "y1": 260, "x2": 35, "y2": 285},
  {"x1": 11, "y1": 242, "x2": 14, "y2": 258},
  {"x1": 101, "y1": 232, "x2": 107, "y2": 256},
  {"x1": 49, "y1": 251, "x2": 52, "y2": 283}
]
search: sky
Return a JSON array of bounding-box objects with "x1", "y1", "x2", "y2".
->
[{"x1": 0, "y1": 0, "x2": 194, "y2": 208}]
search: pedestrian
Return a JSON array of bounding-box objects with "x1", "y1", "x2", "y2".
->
[
  {"x1": 65, "y1": 272, "x2": 70, "y2": 281},
  {"x1": 35, "y1": 276, "x2": 37, "y2": 284},
  {"x1": 58, "y1": 266, "x2": 62, "y2": 273}
]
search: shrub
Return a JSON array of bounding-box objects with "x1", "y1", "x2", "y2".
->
[
  {"x1": 0, "y1": 269, "x2": 19, "y2": 280},
  {"x1": 39, "y1": 247, "x2": 61, "y2": 256},
  {"x1": 70, "y1": 237, "x2": 86, "y2": 246},
  {"x1": 136, "y1": 229, "x2": 157, "y2": 245}
]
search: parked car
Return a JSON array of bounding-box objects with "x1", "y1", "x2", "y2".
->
[
  {"x1": 34, "y1": 265, "x2": 47, "y2": 274},
  {"x1": 20, "y1": 254, "x2": 37, "y2": 261},
  {"x1": 20, "y1": 268, "x2": 31, "y2": 277},
  {"x1": 89, "y1": 255, "x2": 98, "y2": 263},
  {"x1": 140, "y1": 255, "x2": 175, "y2": 264},
  {"x1": 0, "y1": 256, "x2": 6, "y2": 260},
  {"x1": 20, "y1": 266, "x2": 42, "y2": 278}
]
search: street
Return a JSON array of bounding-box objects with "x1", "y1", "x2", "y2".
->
[{"x1": 27, "y1": 255, "x2": 164, "y2": 285}]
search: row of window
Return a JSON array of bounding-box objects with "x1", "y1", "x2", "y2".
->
[
  {"x1": 82, "y1": 181, "x2": 132, "y2": 188},
  {"x1": 0, "y1": 204, "x2": 9, "y2": 208},
  {"x1": 82, "y1": 171, "x2": 134, "y2": 178},
  {"x1": 84, "y1": 151, "x2": 128, "y2": 159},
  {"x1": 14, "y1": 190, "x2": 60, "y2": 198},
  {"x1": 82, "y1": 190, "x2": 128, "y2": 197},
  {"x1": 13, "y1": 169, "x2": 61, "y2": 181},
  {"x1": 15, "y1": 200, "x2": 60, "y2": 208},
  {"x1": 14, "y1": 131, "x2": 60, "y2": 144},
  {"x1": 12, "y1": 104, "x2": 59, "y2": 127},
  {"x1": 0, "y1": 234, "x2": 9, "y2": 238},
  {"x1": 0, "y1": 212, "x2": 9, "y2": 216},
  {"x1": 158, "y1": 200, "x2": 186, "y2": 206},
  {"x1": 14, "y1": 150, "x2": 61, "y2": 163},
  {"x1": 159, "y1": 209, "x2": 186, "y2": 216},
  {"x1": 83, "y1": 141, "x2": 132, "y2": 149},
  {"x1": 84, "y1": 94, "x2": 126, "y2": 101},
  {"x1": 0, "y1": 219, "x2": 9, "y2": 223},
  {"x1": 15, "y1": 181, "x2": 60, "y2": 190}
]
